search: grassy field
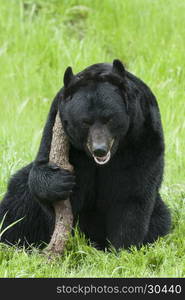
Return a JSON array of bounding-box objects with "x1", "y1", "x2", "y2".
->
[{"x1": 0, "y1": 0, "x2": 184, "y2": 278}]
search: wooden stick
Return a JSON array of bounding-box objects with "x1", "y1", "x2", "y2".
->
[{"x1": 45, "y1": 112, "x2": 73, "y2": 255}]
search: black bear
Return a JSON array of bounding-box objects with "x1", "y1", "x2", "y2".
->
[{"x1": 0, "y1": 60, "x2": 171, "y2": 250}]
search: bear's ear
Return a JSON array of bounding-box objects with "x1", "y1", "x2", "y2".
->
[
  {"x1": 63, "y1": 66, "x2": 74, "y2": 88},
  {"x1": 112, "y1": 59, "x2": 125, "y2": 77}
]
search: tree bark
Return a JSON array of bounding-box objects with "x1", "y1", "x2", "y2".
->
[{"x1": 45, "y1": 111, "x2": 73, "y2": 255}]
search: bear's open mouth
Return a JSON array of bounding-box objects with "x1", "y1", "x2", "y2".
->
[
  {"x1": 86, "y1": 139, "x2": 114, "y2": 165},
  {"x1": 93, "y1": 151, "x2": 111, "y2": 165}
]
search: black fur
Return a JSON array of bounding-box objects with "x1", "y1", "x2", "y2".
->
[{"x1": 0, "y1": 60, "x2": 171, "y2": 250}]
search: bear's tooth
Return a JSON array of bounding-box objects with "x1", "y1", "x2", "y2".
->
[{"x1": 93, "y1": 151, "x2": 111, "y2": 165}]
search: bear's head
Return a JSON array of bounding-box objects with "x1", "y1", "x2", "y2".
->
[{"x1": 59, "y1": 60, "x2": 130, "y2": 165}]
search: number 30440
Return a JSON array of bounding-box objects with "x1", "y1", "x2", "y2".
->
[{"x1": 147, "y1": 284, "x2": 181, "y2": 294}]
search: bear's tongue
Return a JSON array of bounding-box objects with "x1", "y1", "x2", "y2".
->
[{"x1": 93, "y1": 151, "x2": 111, "y2": 165}]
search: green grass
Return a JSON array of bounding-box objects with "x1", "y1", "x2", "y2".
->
[{"x1": 0, "y1": 0, "x2": 185, "y2": 278}]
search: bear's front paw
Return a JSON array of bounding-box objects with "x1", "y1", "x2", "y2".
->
[
  {"x1": 47, "y1": 163, "x2": 75, "y2": 202},
  {"x1": 28, "y1": 162, "x2": 75, "y2": 205}
]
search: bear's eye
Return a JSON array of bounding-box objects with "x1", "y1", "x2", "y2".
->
[
  {"x1": 63, "y1": 120, "x2": 68, "y2": 127},
  {"x1": 82, "y1": 119, "x2": 92, "y2": 128},
  {"x1": 101, "y1": 116, "x2": 112, "y2": 124}
]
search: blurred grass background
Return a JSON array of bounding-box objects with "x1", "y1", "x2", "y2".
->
[{"x1": 0, "y1": 0, "x2": 184, "y2": 277}]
